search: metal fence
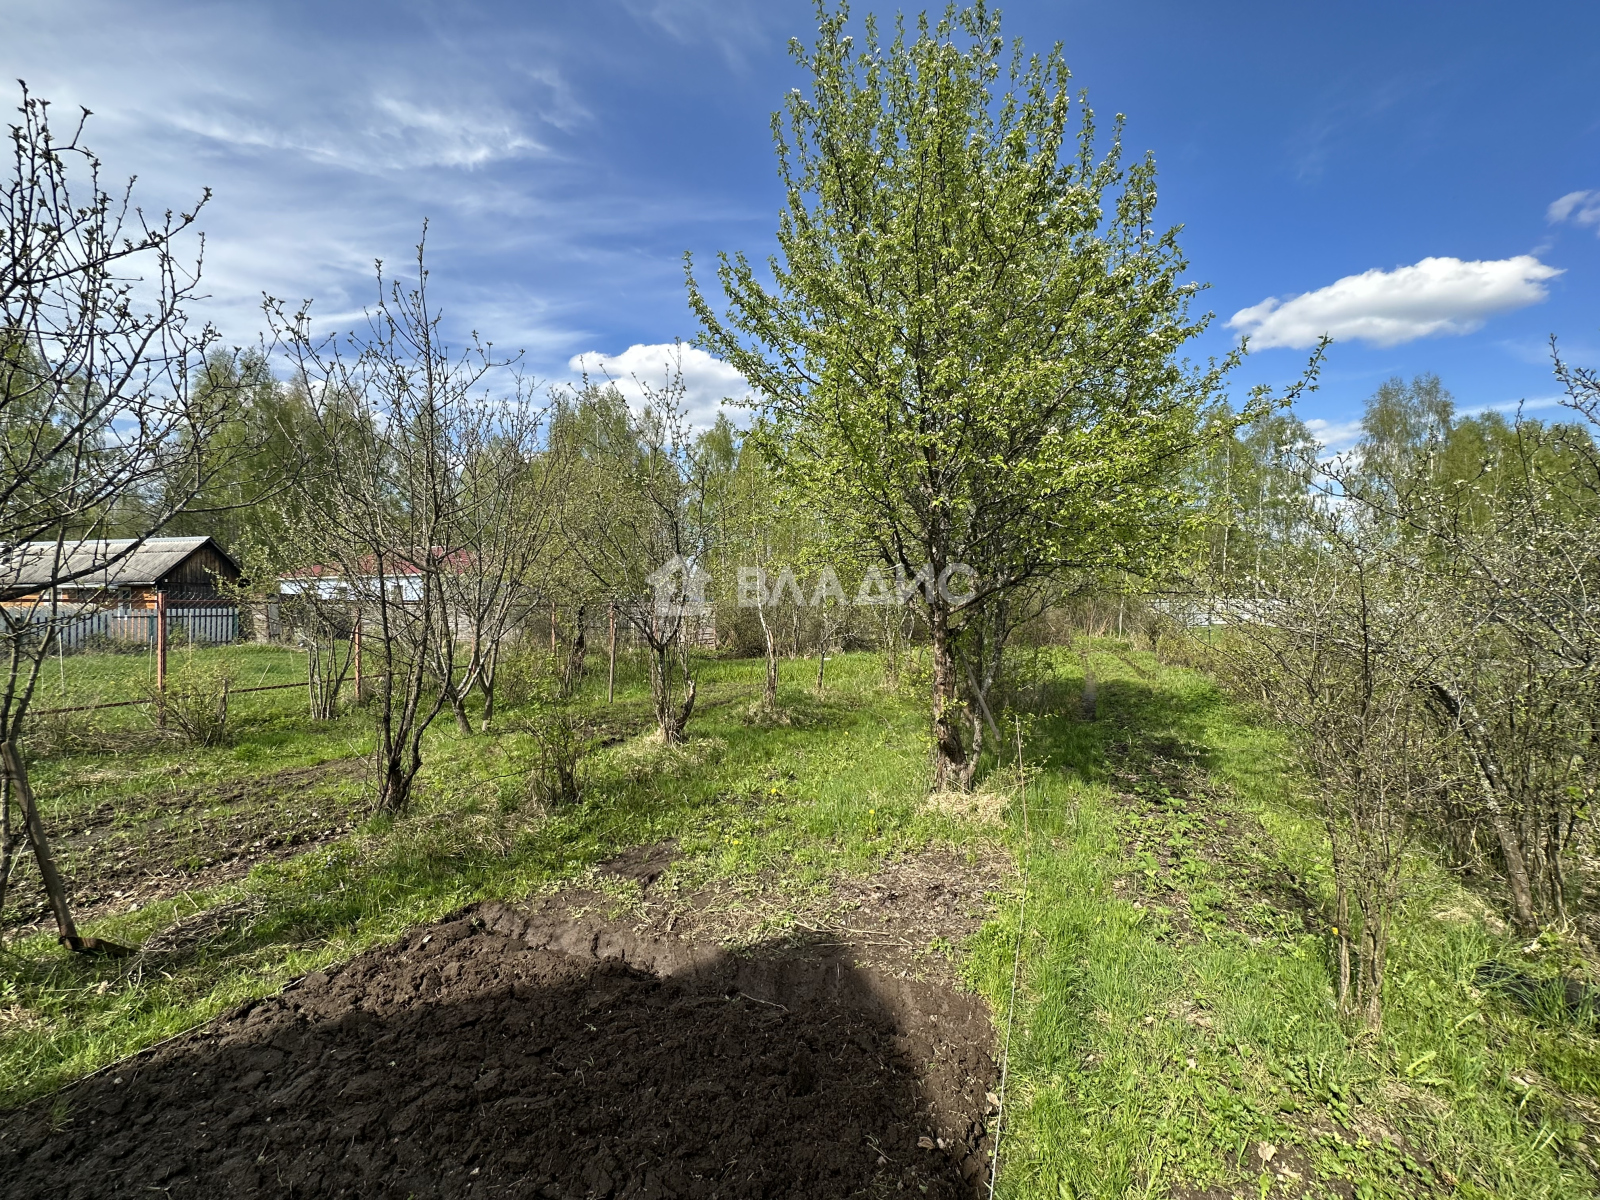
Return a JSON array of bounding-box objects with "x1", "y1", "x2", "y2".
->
[{"x1": 50, "y1": 606, "x2": 241, "y2": 652}]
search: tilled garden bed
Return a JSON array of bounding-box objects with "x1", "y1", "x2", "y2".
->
[{"x1": 0, "y1": 882, "x2": 999, "y2": 1198}]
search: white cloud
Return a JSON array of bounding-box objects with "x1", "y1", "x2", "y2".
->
[
  {"x1": 0, "y1": 0, "x2": 633, "y2": 358},
  {"x1": 1548, "y1": 190, "x2": 1600, "y2": 234},
  {"x1": 568, "y1": 343, "x2": 752, "y2": 430},
  {"x1": 1229, "y1": 256, "x2": 1564, "y2": 350},
  {"x1": 169, "y1": 95, "x2": 545, "y2": 174},
  {"x1": 1302, "y1": 417, "x2": 1365, "y2": 455}
]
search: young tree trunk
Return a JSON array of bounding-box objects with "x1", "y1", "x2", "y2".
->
[
  {"x1": 0, "y1": 767, "x2": 15, "y2": 921},
  {"x1": 438, "y1": 643, "x2": 474, "y2": 736},
  {"x1": 607, "y1": 604, "x2": 617, "y2": 704},
  {"x1": 648, "y1": 642, "x2": 696, "y2": 744},
  {"x1": 1425, "y1": 684, "x2": 1539, "y2": 930},
  {"x1": 765, "y1": 627, "x2": 779, "y2": 710},
  {"x1": 815, "y1": 626, "x2": 827, "y2": 696},
  {"x1": 1329, "y1": 822, "x2": 1352, "y2": 1018},
  {"x1": 880, "y1": 609, "x2": 901, "y2": 687},
  {"x1": 928, "y1": 603, "x2": 968, "y2": 790},
  {"x1": 479, "y1": 643, "x2": 499, "y2": 732},
  {"x1": 756, "y1": 602, "x2": 779, "y2": 712},
  {"x1": 1357, "y1": 891, "x2": 1388, "y2": 1031},
  {"x1": 562, "y1": 605, "x2": 588, "y2": 698},
  {"x1": 450, "y1": 688, "x2": 472, "y2": 736},
  {"x1": 376, "y1": 745, "x2": 413, "y2": 812},
  {"x1": 1476, "y1": 776, "x2": 1537, "y2": 931},
  {"x1": 0, "y1": 739, "x2": 79, "y2": 946}
]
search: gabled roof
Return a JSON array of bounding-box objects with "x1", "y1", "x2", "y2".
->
[{"x1": 0, "y1": 537, "x2": 240, "y2": 592}]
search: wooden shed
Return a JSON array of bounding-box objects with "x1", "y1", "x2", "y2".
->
[{"x1": 0, "y1": 537, "x2": 243, "y2": 608}]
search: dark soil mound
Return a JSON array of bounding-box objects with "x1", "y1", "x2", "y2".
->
[{"x1": 0, "y1": 900, "x2": 996, "y2": 1198}]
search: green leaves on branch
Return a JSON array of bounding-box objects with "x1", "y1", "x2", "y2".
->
[{"x1": 687, "y1": 0, "x2": 1253, "y2": 599}]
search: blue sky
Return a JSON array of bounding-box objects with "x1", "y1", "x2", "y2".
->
[{"x1": 6, "y1": 0, "x2": 1598, "y2": 445}]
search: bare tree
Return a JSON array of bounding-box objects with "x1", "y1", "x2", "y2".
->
[
  {"x1": 437, "y1": 407, "x2": 561, "y2": 731},
  {"x1": 1213, "y1": 515, "x2": 1450, "y2": 1031},
  {"x1": 1205, "y1": 340, "x2": 1600, "y2": 969},
  {"x1": 272, "y1": 589, "x2": 356, "y2": 720},
  {"x1": 553, "y1": 357, "x2": 718, "y2": 744},
  {"x1": 0, "y1": 86, "x2": 232, "y2": 949},
  {"x1": 1373, "y1": 363, "x2": 1600, "y2": 931},
  {"x1": 269, "y1": 236, "x2": 528, "y2": 811}
]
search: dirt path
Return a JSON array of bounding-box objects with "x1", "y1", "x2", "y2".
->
[{"x1": 0, "y1": 855, "x2": 1002, "y2": 1198}]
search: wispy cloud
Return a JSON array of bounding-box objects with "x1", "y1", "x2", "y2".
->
[
  {"x1": 569, "y1": 343, "x2": 751, "y2": 430},
  {"x1": 1458, "y1": 395, "x2": 1570, "y2": 419},
  {"x1": 1548, "y1": 190, "x2": 1600, "y2": 235},
  {"x1": 0, "y1": 0, "x2": 777, "y2": 384},
  {"x1": 620, "y1": 0, "x2": 774, "y2": 70},
  {"x1": 1229, "y1": 256, "x2": 1563, "y2": 350}
]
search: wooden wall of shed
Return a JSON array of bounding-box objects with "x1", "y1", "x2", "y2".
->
[{"x1": 157, "y1": 545, "x2": 240, "y2": 591}]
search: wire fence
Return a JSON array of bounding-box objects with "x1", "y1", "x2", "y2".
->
[{"x1": 29, "y1": 679, "x2": 307, "y2": 717}]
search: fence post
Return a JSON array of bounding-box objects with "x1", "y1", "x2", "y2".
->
[
  {"x1": 155, "y1": 590, "x2": 168, "y2": 727},
  {"x1": 608, "y1": 602, "x2": 617, "y2": 704}
]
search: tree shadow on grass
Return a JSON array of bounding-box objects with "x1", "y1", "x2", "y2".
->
[
  {"x1": 1022, "y1": 672, "x2": 1229, "y2": 785},
  {"x1": 0, "y1": 903, "x2": 993, "y2": 1200}
]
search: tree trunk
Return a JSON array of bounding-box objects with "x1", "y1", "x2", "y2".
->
[
  {"x1": 450, "y1": 689, "x2": 472, "y2": 735},
  {"x1": 1485, "y1": 803, "x2": 1538, "y2": 932},
  {"x1": 1358, "y1": 893, "x2": 1387, "y2": 1031},
  {"x1": 0, "y1": 739, "x2": 79, "y2": 945},
  {"x1": 479, "y1": 643, "x2": 499, "y2": 732},
  {"x1": 758, "y1": 604, "x2": 778, "y2": 712},
  {"x1": 0, "y1": 765, "x2": 15, "y2": 922},
  {"x1": 1329, "y1": 821, "x2": 1352, "y2": 1018},
  {"x1": 377, "y1": 751, "x2": 412, "y2": 812},
  {"x1": 928, "y1": 604, "x2": 967, "y2": 790},
  {"x1": 607, "y1": 603, "x2": 617, "y2": 704},
  {"x1": 646, "y1": 636, "x2": 697, "y2": 744},
  {"x1": 1424, "y1": 683, "x2": 1538, "y2": 930},
  {"x1": 562, "y1": 606, "x2": 588, "y2": 698}
]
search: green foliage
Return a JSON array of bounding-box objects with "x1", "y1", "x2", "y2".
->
[
  {"x1": 690, "y1": 2, "x2": 1240, "y2": 587},
  {"x1": 968, "y1": 649, "x2": 1597, "y2": 1198},
  {"x1": 519, "y1": 705, "x2": 599, "y2": 807}
]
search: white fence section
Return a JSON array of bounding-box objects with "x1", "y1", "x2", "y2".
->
[{"x1": 50, "y1": 606, "x2": 241, "y2": 652}]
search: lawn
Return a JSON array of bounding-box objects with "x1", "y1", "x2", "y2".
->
[{"x1": 1, "y1": 639, "x2": 1595, "y2": 1197}]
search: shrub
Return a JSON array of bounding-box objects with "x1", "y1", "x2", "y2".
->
[
  {"x1": 148, "y1": 655, "x2": 233, "y2": 747},
  {"x1": 520, "y1": 707, "x2": 598, "y2": 807}
]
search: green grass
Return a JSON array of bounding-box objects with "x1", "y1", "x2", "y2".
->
[
  {"x1": 0, "y1": 648, "x2": 971, "y2": 1103},
  {"x1": 2, "y1": 640, "x2": 1596, "y2": 1197},
  {"x1": 967, "y1": 646, "x2": 1598, "y2": 1198}
]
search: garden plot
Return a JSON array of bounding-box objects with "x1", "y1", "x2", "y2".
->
[
  {"x1": 0, "y1": 873, "x2": 1000, "y2": 1199},
  {"x1": 3, "y1": 759, "x2": 366, "y2": 938}
]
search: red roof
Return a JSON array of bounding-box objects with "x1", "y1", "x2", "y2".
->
[{"x1": 281, "y1": 548, "x2": 476, "y2": 579}]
